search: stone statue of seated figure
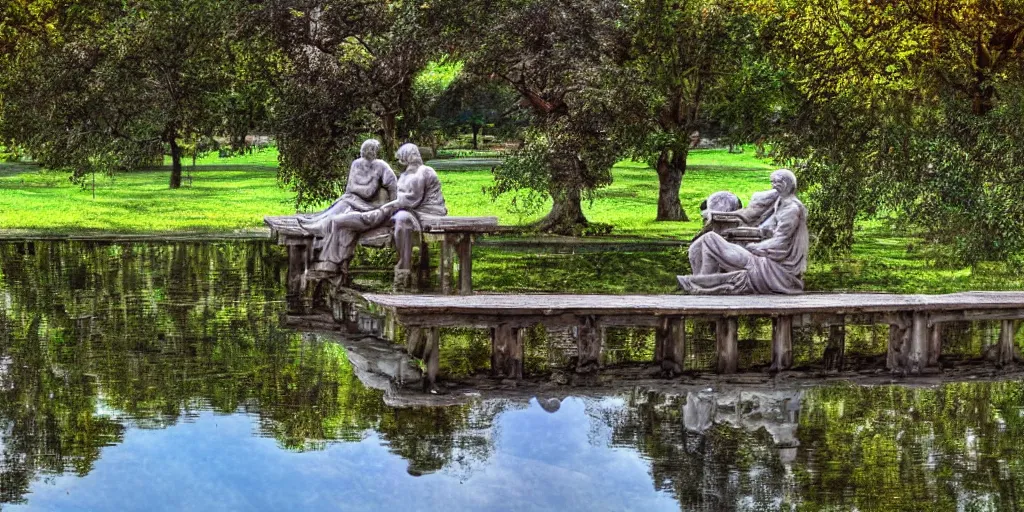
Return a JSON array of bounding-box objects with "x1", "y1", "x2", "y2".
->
[
  {"x1": 299, "y1": 139, "x2": 398, "y2": 267},
  {"x1": 300, "y1": 142, "x2": 448, "y2": 289},
  {"x1": 678, "y1": 169, "x2": 808, "y2": 295}
]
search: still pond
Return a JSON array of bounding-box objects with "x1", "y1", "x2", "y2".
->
[{"x1": 0, "y1": 240, "x2": 1021, "y2": 511}]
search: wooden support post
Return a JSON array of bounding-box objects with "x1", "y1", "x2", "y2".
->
[
  {"x1": 576, "y1": 316, "x2": 602, "y2": 374},
  {"x1": 928, "y1": 324, "x2": 942, "y2": 367},
  {"x1": 456, "y1": 234, "x2": 473, "y2": 295},
  {"x1": 770, "y1": 316, "x2": 793, "y2": 372},
  {"x1": 439, "y1": 235, "x2": 456, "y2": 295},
  {"x1": 508, "y1": 326, "x2": 524, "y2": 380},
  {"x1": 907, "y1": 312, "x2": 928, "y2": 374},
  {"x1": 423, "y1": 328, "x2": 440, "y2": 393},
  {"x1": 823, "y1": 321, "x2": 846, "y2": 372},
  {"x1": 887, "y1": 315, "x2": 910, "y2": 373},
  {"x1": 716, "y1": 317, "x2": 739, "y2": 374},
  {"x1": 286, "y1": 244, "x2": 307, "y2": 313},
  {"x1": 328, "y1": 276, "x2": 349, "y2": 325},
  {"x1": 653, "y1": 321, "x2": 665, "y2": 365},
  {"x1": 416, "y1": 240, "x2": 431, "y2": 290},
  {"x1": 655, "y1": 317, "x2": 686, "y2": 376},
  {"x1": 406, "y1": 326, "x2": 425, "y2": 359},
  {"x1": 491, "y1": 324, "x2": 510, "y2": 378},
  {"x1": 996, "y1": 320, "x2": 1018, "y2": 367}
]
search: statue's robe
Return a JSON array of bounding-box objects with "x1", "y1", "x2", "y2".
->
[
  {"x1": 309, "y1": 164, "x2": 447, "y2": 268},
  {"x1": 679, "y1": 194, "x2": 808, "y2": 295},
  {"x1": 299, "y1": 158, "x2": 398, "y2": 264}
]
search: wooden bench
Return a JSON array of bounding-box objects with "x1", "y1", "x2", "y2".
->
[
  {"x1": 360, "y1": 291, "x2": 1024, "y2": 389},
  {"x1": 265, "y1": 214, "x2": 501, "y2": 297}
]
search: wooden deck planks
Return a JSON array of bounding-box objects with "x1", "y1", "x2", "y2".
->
[{"x1": 362, "y1": 291, "x2": 1024, "y2": 317}]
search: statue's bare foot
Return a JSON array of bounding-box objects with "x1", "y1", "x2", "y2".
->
[{"x1": 296, "y1": 217, "x2": 325, "y2": 235}]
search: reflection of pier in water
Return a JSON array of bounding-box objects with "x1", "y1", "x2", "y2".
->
[{"x1": 307, "y1": 291, "x2": 1024, "y2": 392}]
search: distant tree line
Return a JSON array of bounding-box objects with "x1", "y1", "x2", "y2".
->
[{"x1": 2, "y1": 0, "x2": 1024, "y2": 261}]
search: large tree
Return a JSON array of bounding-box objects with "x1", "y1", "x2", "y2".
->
[
  {"x1": 622, "y1": 0, "x2": 776, "y2": 221},
  {"x1": 258, "y1": 0, "x2": 451, "y2": 207},
  {"x1": 764, "y1": 0, "x2": 1024, "y2": 264},
  {"x1": 456, "y1": 0, "x2": 641, "y2": 234},
  {"x1": 0, "y1": 0, "x2": 244, "y2": 189}
]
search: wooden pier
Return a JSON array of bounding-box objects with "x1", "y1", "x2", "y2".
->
[{"x1": 361, "y1": 291, "x2": 1024, "y2": 390}]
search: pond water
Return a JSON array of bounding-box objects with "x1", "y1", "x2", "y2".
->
[{"x1": 1, "y1": 240, "x2": 1022, "y2": 511}]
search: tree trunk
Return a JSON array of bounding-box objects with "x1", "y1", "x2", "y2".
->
[
  {"x1": 536, "y1": 185, "x2": 588, "y2": 234},
  {"x1": 168, "y1": 133, "x2": 182, "y2": 189},
  {"x1": 655, "y1": 148, "x2": 688, "y2": 221},
  {"x1": 471, "y1": 124, "x2": 480, "y2": 149},
  {"x1": 381, "y1": 112, "x2": 398, "y2": 158}
]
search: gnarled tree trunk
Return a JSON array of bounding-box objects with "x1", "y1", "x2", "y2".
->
[
  {"x1": 655, "y1": 148, "x2": 688, "y2": 221},
  {"x1": 537, "y1": 185, "x2": 587, "y2": 234}
]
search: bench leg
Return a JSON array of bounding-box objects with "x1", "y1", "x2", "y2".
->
[
  {"x1": 423, "y1": 328, "x2": 440, "y2": 393},
  {"x1": 439, "y1": 235, "x2": 455, "y2": 295},
  {"x1": 417, "y1": 241, "x2": 430, "y2": 290},
  {"x1": 456, "y1": 234, "x2": 473, "y2": 295},
  {"x1": 406, "y1": 326, "x2": 426, "y2": 359},
  {"x1": 654, "y1": 317, "x2": 686, "y2": 377},
  {"x1": 770, "y1": 315, "x2": 793, "y2": 372},
  {"x1": 716, "y1": 317, "x2": 739, "y2": 374}
]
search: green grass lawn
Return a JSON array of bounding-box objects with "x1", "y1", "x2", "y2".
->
[
  {"x1": 0, "y1": 147, "x2": 771, "y2": 236},
  {"x1": 1, "y1": 147, "x2": 1022, "y2": 293}
]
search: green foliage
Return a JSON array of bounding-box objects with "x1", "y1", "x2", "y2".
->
[
  {"x1": 0, "y1": 0, "x2": 252, "y2": 189},
  {"x1": 765, "y1": 0, "x2": 1024, "y2": 264},
  {"x1": 456, "y1": 0, "x2": 645, "y2": 233},
  {"x1": 261, "y1": 0, "x2": 455, "y2": 207},
  {"x1": 620, "y1": 0, "x2": 782, "y2": 220}
]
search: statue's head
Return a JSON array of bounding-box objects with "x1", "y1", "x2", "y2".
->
[
  {"x1": 360, "y1": 139, "x2": 381, "y2": 160},
  {"x1": 770, "y1": 169, "x2": 797, "y2": 195},
  {"x1": 395, "y1": 143, "x2": 423, "y2": 167}
]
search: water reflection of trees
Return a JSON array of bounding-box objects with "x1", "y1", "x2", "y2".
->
[
  {"x1": 605, "y1": 389, "x2": 790, "y2": 511},
  {"x1": 795, "y1": 382, "x2": 1024, "y2": 511},
  {"x1": 604, "y1": 383, "x2": 1024, "y2": 511},
  {"x1": 0, "y1": 241, "x2": 495, "y2": 504},
  {"x1": 4, "y1": 241, "x2": 1024, "y2": 509}
]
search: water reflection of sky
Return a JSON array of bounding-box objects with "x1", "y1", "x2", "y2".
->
[{"x1": 9, "y1": 398, "x2": 678, "y2": 512}]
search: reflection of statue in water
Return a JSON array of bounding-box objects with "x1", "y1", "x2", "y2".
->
[
  {"x1": 301, "y1": 142, "x2": 447, "y2": 288},
  {"x1": 678, "y1": 169, "x2": 808, "y2": 294},
  {"x1": 299, "y1": 139, "x2": 398, "y2": 267}
]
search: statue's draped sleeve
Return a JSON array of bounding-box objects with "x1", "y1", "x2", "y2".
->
[{"x1": 381, "y1": 163, "x2": 398, "y2": 202}]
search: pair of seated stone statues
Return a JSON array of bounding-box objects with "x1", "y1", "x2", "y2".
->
[
  {"x1": 677, "y1": 169, "x2": 809, "y2": 295},
  {"x1": 300, "y1": 139, "x2": 807, "y2": 296},
  {"x1": 298, "y1": 139, "x2": 446, "y2": 288}
]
